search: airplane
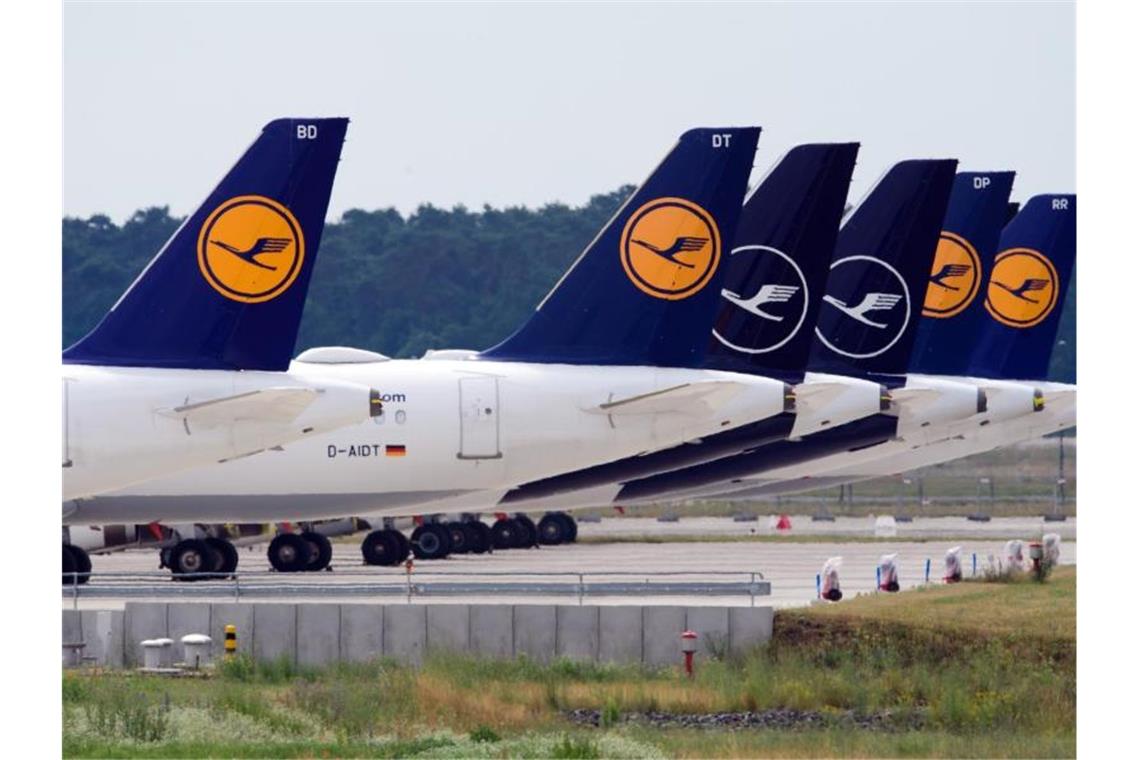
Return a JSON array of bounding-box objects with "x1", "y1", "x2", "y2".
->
[
  {"x1": 550, "y1": 159, "x2": 976, "y2": 508},
  {"x1": 322, "y1": 154, "x2": 982, "y2": 562},
  {"x1": 725, "y1": 193, "x2": 1076, "y2": 497},
  {"x1": 68, "y1": 127, "x2": 808, "y2": 577},
  {"x1": 62, "y1": 118, "x2": 383, "y2": 581}
]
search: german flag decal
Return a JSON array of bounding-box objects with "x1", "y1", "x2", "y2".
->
[{"x1": 385, "y1": 445, "x2": 407, "y2": 457}]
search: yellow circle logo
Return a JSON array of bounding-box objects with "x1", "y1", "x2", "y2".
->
[
  {"x1": 922, "y1": 231, "x2": 981, "y2": 318},
  {"x1": 984, "y1": 248, "x2": 1059, "y2": 328},
  {"x1": 197, "y1": 195, "x2": 305, "y2": 303},
  {"x1": 620, "y1": 197, "x2": 720, "y2": 300}
]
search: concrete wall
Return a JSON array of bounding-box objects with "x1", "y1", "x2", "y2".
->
[{"x1": 73, "y1": 603, "x2": 774, "y2": 670}]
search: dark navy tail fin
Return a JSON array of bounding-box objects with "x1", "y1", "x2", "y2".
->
[
  {"x1": 705, "y1": 143, "x2": 859, "y2": 382},
  {"x1": 63, "y1": 118, "x2": 349, "y2": 371},
  {"x1": 807, "y1": 159, "x2": 958, "y2": 379},
  {"x1": 481, "y1": 127, "x2": 761, "y2": 367},
  {"x1": 908, "y1": 171, "x2": 1015, "y2": 374},
  {"x1": 1005, "y1": 201, "x2": 1022, "y2": 224},
  {"x1": 966, "y1": 195, "x2": 1076, "y2": 381}
]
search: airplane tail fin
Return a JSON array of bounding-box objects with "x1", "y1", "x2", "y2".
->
[
  {"x1": 908, "y1": 171, "x2": 1016, "y2": 374},
  {"x1": 63, "y1": 118, "x2": 349, "y2": 371},
  {"x1": 705, "y1": 143, "x2": 859, "y2": 381},
  {"x1": 480, "y1": 127, "x2": 761, "y2": 367},
  {"x1": 965, "y1": 195, "x2": 1076, "y2": 381},
  {"x1": 807, "y1": 159, "x2": 958, "y2": 379}
]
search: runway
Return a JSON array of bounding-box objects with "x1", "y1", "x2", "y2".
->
[{"x1": 66, "y1": 515, "x2": 1075, "y2": 610}]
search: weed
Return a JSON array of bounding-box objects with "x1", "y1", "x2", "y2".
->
[
  {"x1": 550, "y1": 734, "x2": 601, "y2": 759},
  {"x1": 468, "y1": 724, "x2": 500, "y2": 743}
]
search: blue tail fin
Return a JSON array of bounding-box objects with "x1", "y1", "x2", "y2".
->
[
  {"x1": 480, "y1": 127, "x2": 761, "y2": 367},
  {"x1": 908, "y1": 171, "x2": 1015, "y2": 374},
  {"x1": 807, "y1": 159, "x2": 958, "y2": 379},
  {"x1": 965, "y1": 195, "x2": 1076, "y2": 380},
  {"x1": 63, "y1": 118, "x2": 349, "y2": 371},
  {"x1": 705, "y1": 143, "x2": 859, "y2": 382}
]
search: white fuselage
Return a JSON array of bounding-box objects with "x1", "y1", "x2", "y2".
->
[
  {"x1": 66, "y1": 355, "x2": 790, "y2": 524},
  {"x1": 708, "y1": 379, "x2": 1070, "y2": 497},
  {"x1": 651, "y1": 373, "x2": 988, "y2": 502},
  {"x1": 62, "y1": 364, "x2": 374, "y2": 502}
]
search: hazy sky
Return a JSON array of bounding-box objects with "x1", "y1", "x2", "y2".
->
[{"x1": 64, "y1": 1, "x2": 1074, "y2": 222}]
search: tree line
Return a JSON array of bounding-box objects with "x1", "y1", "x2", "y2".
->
[{"x1": 62, "y1": 190, "x2": 1075, "y2": 382}]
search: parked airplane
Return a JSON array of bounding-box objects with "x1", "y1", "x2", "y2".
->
[
  {"x1": 605, "y1": 159, "x2": 969, "y2": 505},
  {"x1": 62, "y1": 118, "x2": 383, "y2": 580},
  {"x1": 70, "y1": 127, "x2": 807, "y2": 576},
  {"x1": 728, "y1": 192, "x2": 1076, "y2": 496}
]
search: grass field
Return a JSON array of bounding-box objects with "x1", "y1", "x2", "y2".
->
[{"x1": 63, "y1": 568, "x2": 1075, "y2": 758}]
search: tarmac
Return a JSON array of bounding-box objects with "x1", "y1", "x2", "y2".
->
[{"x1": 65, "y1": 515, "x2": 1076, "y2": 610}]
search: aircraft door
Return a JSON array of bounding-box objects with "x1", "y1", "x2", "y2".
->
[{"x1": 458, "y1": 376, "x2": 501, "y2": 459}]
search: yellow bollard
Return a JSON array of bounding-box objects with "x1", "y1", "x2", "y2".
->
[{"x1": 224, "y1": 624, "x2": 237, "y2": 657}]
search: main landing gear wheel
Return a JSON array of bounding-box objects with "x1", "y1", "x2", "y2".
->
[
  {"x1": 513, "y1": 514, "x2": 539, "y2": 548},
  {"x1": 204, "y1": 537, "x2": 239, "y2": 576},
  {"x1": 361, "y1": 529, "x2": 405, "y2": 566},
  {"x1": 537, "y1": 513, "x2": 571, "y2": 545},
  {"x1": 490, "y1": 518, "x2": 520, "y2": 550},
  {"x1": 463, "y1": 521, "x2": 492, "y2": 554},
  {"x1": 170, "y1": 538, "x2": 216, "y2": 581},
  {"x1": 300, "y1": 531, "x2": 333, "y2": 572},
  {"x1": 561, "y1": 512, "x2": 578, "y2": 543},
  {"x1": 444, "y1": 522, "x2": 470, "y2": 554},
  {"x1": 63, "y1": 544, "x2": 91, "y2": 586},
  {"x1": 410, "y1": 523, "x2": 451, "y2": 561},
  {"x1": 267, "y1": 533, "x2": 312, "y2": 573}
]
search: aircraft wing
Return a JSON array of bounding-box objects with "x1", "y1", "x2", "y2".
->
[
  {"x1": 157, "y1": 387, "x2": 320, "y2": 428},
  {"x1": 591, "y1": 381, "x2": 744, "y2": 416}
]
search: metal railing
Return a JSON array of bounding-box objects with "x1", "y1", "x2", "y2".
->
[{"x1": 64, "y1": 568, "x2": 771, "y2": 607}]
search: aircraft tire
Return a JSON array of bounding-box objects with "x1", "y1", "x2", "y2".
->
[
  {"x1": 444, "y1": 522, "x2": 470, "y2": 554},
  {"x1": 301, "y1": 531, "x2": 333, "y2": 571},
  {"x1": 464, "y1": 521, "x2": 491, "y2": 554},
  {"x1": 513, "y1": 514, "x2": 539, "y2": 548},
  {"x1": 63, "y1": 544, "x2": 91, "y2": 585},
  {"x1": 490, "y1": 518, "x2": 519, "y2": 550},
  {"x1": 561, "y1": 512, "x2": 578, "y2": 543},
  {"x1": 361, "y1": 529, "x2": 404, "y2": 566},
  {"x1": 267, "y1": 533, "x2": 312, "y2": 573},
  {"x1": 205, "y1": 537, "x2": 239, "y2": 576},
  {"x1": 411, "y1": 523, "x2": 450, "y2": 561},
  {"x1": 170, "y1": 538, "x2": 216, "y2": 581},
  {"x1": 537, "y1": 513, "x2": 569, "y2": 545}
]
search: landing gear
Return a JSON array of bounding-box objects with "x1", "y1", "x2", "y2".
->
[
  {"x1": 267, "y1": 533, "x2": 313, "y2": 573},
  {"x1": 463, "y1": 520, "x2": 492, "y2": 554},
  {"x1": 204, "y1": 537, "x2": 239, "y2": 576},
  {"x1": 169, "y1": 538, "x2": 216, "y2": 580},
  {"x1": 410, "y1": 523, "x2": 451, "y2": 560},
  {"x1": 538, "y1": 512, "x2": 575, "y2": 545},
  {"x1": 513, "y1": 513, "x2": 539, "y2": 548},
  {"x1": 361, "y1": 528, "x2": 408, "y2": 566},
  {"x1": 62, "y1": 544, "x2": 91, "y2": 585},
  {"x1": 491, "y1": 517, "x2": 521, "y2": 549},
  {"x1": 300, "y1": 531, "x2": 333, "y2": 572},
  {"x1": 443, "y1": 521, "x2": 470, "y2": 554}
]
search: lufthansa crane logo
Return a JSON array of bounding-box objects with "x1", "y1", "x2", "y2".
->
[
  {"x1": 620, "y1": 197, "x2": 720, "y2": 300},
  {"x1": 815, "y1": 255, "x2": 911, "y2": 359},
  {"x1": 197, "y1": 195, "x2": 305, "y2": 303},
  {"x1": 984, "y1": 247, "x2": 1059, "y2": 328},
  {"x1": 922, "y1": 231, "x2": 982, "y2": 319},
  {"x1": 713, "y1": 245, "x2": 809, "y2": 354}
]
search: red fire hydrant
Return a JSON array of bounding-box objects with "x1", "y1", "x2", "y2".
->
[{"x1": 681, "y1": 630, "x2": 698, "y2": 679}]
